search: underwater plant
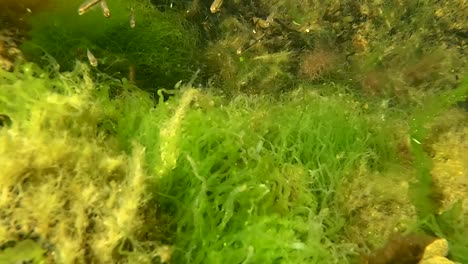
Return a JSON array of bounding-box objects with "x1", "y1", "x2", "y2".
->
[
  {"x1": 406, "y1": 77, "x2": 468, "y2": 263},
  {"x1": 0, "y1": 62, "x2": 161, "y2": 263},
  {"x1": 147, "y1": 85, "x2": 401, "y2": 263}
]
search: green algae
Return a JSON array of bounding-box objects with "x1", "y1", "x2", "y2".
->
[
  {"x1": 21, "y1": 0, "x2": 200, "y2": 92},
  {"x1": 0, "y1": 240, "x2": 45, "y2": 264},
  {"x1": 0, "y1": 62, "x2": 155, "y2": 263},
  {"x1": 0, "y1": 61, "x2": 400, "y2": 263},
  {"x1": 145, "y1": 87, "x2": 397, "y2": 263}
]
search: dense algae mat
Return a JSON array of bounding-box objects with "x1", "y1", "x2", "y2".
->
[
  {"x1": 0, "y1": 61, "x2": 406, "y2": 263},
  {"x1": 1, "y1": 0, "x2": 468, "y2": 260},
  {"x1": 0, "y1": 64, "x2": 150, "y2": 263}
]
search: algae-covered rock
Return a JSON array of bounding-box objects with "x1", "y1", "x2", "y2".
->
[
  {"x1": 422, "y1": 239, "x2": 449, "y2": 259},
  {"x1": 0, "y1": 28, "x2": 24, "y2": 71},
  {"x1": 429, "y1": 109, "x2": 468, "y2": 214},
  {"x1": 419, "y1": 238, "x2": 454, "y2": 264},
  {"x1": 419, "y1": 256, "x2": 455, "y2": 264}
]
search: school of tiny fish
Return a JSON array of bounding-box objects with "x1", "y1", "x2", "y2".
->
[
  {"x1": 78, "y1": 0, "x2": 138, "y2": 66},
  {"x1": 78, "y1": 0, "x2": 102, "y2": 16},
  {"x1": 77, "y1": 0, "x2": 226, "y2": 67}
]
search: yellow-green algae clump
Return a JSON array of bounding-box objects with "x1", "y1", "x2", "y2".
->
[{"x1": 0, "y1": 63, "x2": 157, "y2": 263}]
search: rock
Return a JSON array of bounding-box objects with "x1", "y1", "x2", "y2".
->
[
  {"x1": 419, "y1": 239, "x2": 454, "y2": 264},
  {"x1": 419, "y1": 256, "x2": 454, "y2": 264},
  {"x1": 422, "y1": 238, "x2": 449, "y2": 259}
]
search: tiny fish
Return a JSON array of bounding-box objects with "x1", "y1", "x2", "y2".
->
[
  {"x1": 100, "y1": 0, "x2": 111, "y2": 18},
  {"x1": 128, "y1": 65, "x2": 135, "y2": 84},
  {"x1": 253, "y1": 17, "x2": 270, "y2": 29},
  {"x1": 78, "y1": 0, "x2": 101, "y2": 15},
  {"x1": 210, "y1": 0, "x2": 223, "y2": 13},
  {"x1": 87, "y1": 49, "x2": 98, "y2": 67},
  {"x1": 236, "y1": 33, "x2": 265, "y2": 54},
  {"x1": 130, "y1": 7, "x2": 136, "y2": 28}
]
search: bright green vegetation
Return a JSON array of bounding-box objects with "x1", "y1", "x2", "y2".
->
[
  {"x1": 153, "y1": 88, "x2": 397, "y2": 263},
  {"x1": 0, "y1": 62, "x2": 394, "y2": 263},
  {"x1": 1, "y1": 60, "x2": 465, "y2": 263}
]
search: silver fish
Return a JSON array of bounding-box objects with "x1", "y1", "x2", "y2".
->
[
  {"x1": 78, "y1": 0, "x2": 101, "y2": 15},
  {"x1": 210, "y1": 0, "x2": 223, "y2": 13},
  {"x1": 100, "y1": 0, "x2": 111, "y2": 18},
  {"x1": 87, "y1": 49, "x2": 98, "y2": 67},
  {"x1": 130, "y1": 7, "x2": 136, "y2": 28},
  {"x1": 128, "y1": 65, "x2": 135, "y2": 84}
]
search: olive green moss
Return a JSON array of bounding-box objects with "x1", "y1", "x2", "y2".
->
[
  {"x1": 190, "y1": 0, "x2": 467, "y2": 98},
  {"x1": 409, "y1": 77, "x2": 468, "y2": 263},
  {"x1": 0, "y1": 62, "x2": 155, "y2": 263},
  {"x1": 21, "y1": 0, "x2": 200, "y2": 92},
  {"x1": 409, "y1": 77, "x2": 468, "y2": 218}
]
